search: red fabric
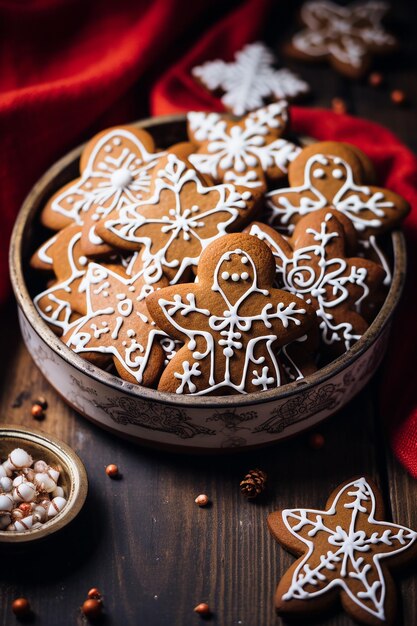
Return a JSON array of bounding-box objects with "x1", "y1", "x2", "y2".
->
[{"x1": 2, "y1": 0, "x2": 417, "y2": 475}]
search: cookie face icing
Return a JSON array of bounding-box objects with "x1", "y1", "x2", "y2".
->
[
  {"x1": 268, "y1": 477, "x2": 417, "y2": 626},
  {"x1": 97, "y1": 154, "x2": 261, "y2": 285},
  {"x1": 247, "y1": 211, "x2": 384, "y2": 356},
  {"x1": 287, "y1": 1, "x2": 396, "y2": 78},
  {"x1": 266, "y1": 142, "x2": 410, "y2": 240},
  {"x1": 191, "y1": 41, "x2": 310, "y2": 116},
  {"x1": 64, "y1": 264, "x2": 167, "y2": 385},
  {"x1": 146, "y1": 234, "x2": 316, "y2": 396},
  {"x1": 187, "y1": 103, "x2": 301, "y2": 186}
]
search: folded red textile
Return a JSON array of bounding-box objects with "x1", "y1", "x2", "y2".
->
[{"x1": 2, "y1": 0, "x2": 417, "y2": 476}]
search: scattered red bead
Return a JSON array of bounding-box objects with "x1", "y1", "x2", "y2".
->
[
  {"x1": 309, "y1": 433, "x2": 325, "y2": 449},
  {"x1": 195, "y1": 494, "x2": 209, "y2": 507},
  {"x1": 194, "y1": 602, "x2": 211, "y2": 616},
  {"x1": 34, "y1": 396, "x2": 48, "y2": 410},
  {"x1": 391, "y1": 89, "x2": 406, "y2": 105},
  {"x1": 12, "y1": 597, "x2": 31, "y2": 617},
  {"x1": 105, "y1": 464, "x2": 119, "y2": 478},
  {"x1": 331, "y1": 97, "x2": 347, "y2": 114},
  {"x1": 87, "y1": 588, "x2": 102, "y2": 600},
  {"x1": 18, "y1": 503, "x2": 31, "y2": 514},
  {"x1": 31, "y1": 403, "x2": 44, "y2": 420},
  {"x1": 82, "y1": 598, "x2": 102, "y2": 620},
  {"x1": 369, "y1": 72, "x2": 383, "y2": 87}
]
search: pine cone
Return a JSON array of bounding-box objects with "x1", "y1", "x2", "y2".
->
[{"x1": 240, "y1": 469, "x2": 267, "y2": 499}]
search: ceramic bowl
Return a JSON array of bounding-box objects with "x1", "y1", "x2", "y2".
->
[
  {"x1": 0, "y1": 425, "x2": 87, "y2": 542},
  {"x1": 9, "y1": 115, "x2": 406, "y2": 451}
]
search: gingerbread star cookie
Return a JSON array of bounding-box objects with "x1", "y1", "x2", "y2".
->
[
  {"x1": 64, "y1": 263, "x2": 167, "y2": 385},
  {"x1": 187, "y1": 102, "x2": 301, "y2": 187},
  {"x1": 146, "y1": 233, "x2": 316, "y2": 396},
  {"x1": 266, "y1": 142, "x2": 410, "y2": 240},
  {"x1": 268, "y1": 476, "x2": 417, "y2": 626},
  {"x1": 246, "y1": 211, "x2": 384, "y2": 356},
  {"x1": 285, "y1": 1, "x2": 397, "y2": 78},
  {"x1": 96, "y1": 153, "x2": 262, "y2": 285},
  {"x1": 191, "y1": 41, "x2": 310, "y2": 116}
]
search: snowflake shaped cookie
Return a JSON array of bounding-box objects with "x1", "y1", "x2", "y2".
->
[
  {"x1": 191, "y1": 41, "x2": 310, "y2": 115},
  {"x1": 64, "y1": 263, "x2": 167, "y2": 385},
  {"x1": 286, "y1": 1, "x2": 397, "y2": 78},
  {"x1": 268, "y1": 476, "x2": 417, "y2": 625},
  {"x1": 246, "y1": 211, "x2": 384, "y2": 356},
  {"x1": 97, "y1": 153, "x2": 262, "y2": 285},
  {"x1": 187, "y1": 102, "x2": 301, "y2": 186},
  {"x1": 41, "y1": 126, "x2": 166, "y2": 255},
  {"x1": 266, "y1": 142, "x2": 409, "y2": 240},
  {"x1": 146, "y1": 233, "x2": 316, "y2": 396}
]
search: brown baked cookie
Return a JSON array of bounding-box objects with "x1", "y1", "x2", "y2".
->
[
  {"x1": 267, "y1": 476, "x2": 417, "y2": 626},
  {"x1": 187, "y1": 102, "x2": 301, "y2": 187},
  {"x1": 246, "y1": 211, "x2": 385, "y2": 357},
  {"x1": 96, "y1": 153, "x2": 263, "y2": 285},
  {"x1": 146, "y1": 233, "x2": 316, "y2": 396},
  {"x1": 266, "y1": 142, "x2": 410, "y2": 240},
  {"x1": 191, "y1": 41, "x2": 310, "y2": 116},
  {"x1": 284, "y1": 1, "x2": 397, "y2": 79},
  {"x1": 63, "y1": 263, "x2": 167, "y2": 385}
]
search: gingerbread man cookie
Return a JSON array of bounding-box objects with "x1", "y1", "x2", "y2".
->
[
  {"x1": 247, "y1": 211, "x2": 384, "y2": 356},
  {"x1": 266, "y1": 142, "x2": 410, "y2": 239},
  {"x1": 96, "y1": 153, "x2": 262, "y2": 285},
  {"x1": 191, "y1": 41, "x2": 310, "y2": 116},
  {"x1": 64, "y1": 264, "x2": 167, "y2": 385},
  {"x1": 285, "y1": 1, "x2": 397, "y2": 78},
  {"x1": 268, "y1": 476, "x2": 417, "y2": 626},
  {"x1": 187, "y1": 102, "x2": 301, "y2": 186},
  {"x1": 146, "y1": 233, "x2": 316, "y2": 395}
]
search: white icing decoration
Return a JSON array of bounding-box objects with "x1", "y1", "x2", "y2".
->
[
  {"x1": 104, "y1": 154, "x2": 254, "y2": 285},
  {"x1": 281, "y1": 477, "x2": 417, "y2": 620},
  {"x1": 188, "y1": 102, "x2": 300, "y2": 181},
  {"x1": 157, "y1": 247, "x2": 307, "y2": 395},
  {"x1": 36, "y1": 235, "x2": 58, "y2": 265},
  {"x1": 313, "y1": 168, "x2": 325, "y2": 179},
  {"x1": 48, "y1": 128, "x2": 166, "y2": 226},
  {"x1": 191, "y1": 42, "x2": 309, "y2": 116},
  {"x1": 267, "y1": 152, "x2": 394, "y2": 234},
  {"x1": 292, "y1": 1, "x2": 396, "y2": 69}
]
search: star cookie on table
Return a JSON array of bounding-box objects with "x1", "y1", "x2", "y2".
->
[
  {"x1": 268, "y1": 476, "x2": 417, "y2": 626},
  {"x1": 191, "y1": 41, "x2": 310, "y2": 116},
  {"x1": 246, "y1": 211, "x2": 384, "y2": 356},
  {"x1": 285, "y1": 1, "x2": 397, "y2": 78},
  {"x1": 266, "y1": 142, "x2": 410, "y2": 240},
  {"x1": 187, "y1": 102, "x2": 301, "y2": 186},
  {"x1": 146, "y1": 233, "x2": 316, "y2": 396},
  {"x1": 64, "y1": 263, "x2": 167, "y2": 384},
  {"x1": 96, "y1": 153, "x2": 262, "y2": 285}
]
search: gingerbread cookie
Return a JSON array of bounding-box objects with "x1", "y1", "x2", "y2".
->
[
  {"x1": 96, "y1": 153, "x2": 262, "y2": 285},
  {"x1": 266, "y1": 142, "x2": 410, "y2": 239},
  {"x1": 285, "y1": 1, "x2": 397, "y2": 78},
  {"x1": 191, "y1": 41, "x2": 310, "y2": 116},
  {"x1": 268, "y1": 476, "x2": 417, "y2": 626},
  {"x1": 64, "y1": 263, "x2": 167, "y2": 385},
  {"x1": 247, "y1": 212, "x2": 384, "y2": 356},
  {"x1": 187, "y1": 102, "x2": 300, "y2": 187},
  {"x1": 146, "y1": 233, "x2": 316, "y2": 395}
]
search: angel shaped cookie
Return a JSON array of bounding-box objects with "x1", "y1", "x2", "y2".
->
[
  {"x1": 266, "y1": 142, "x2": 409, "y2": 240},
  {"x1": 64, "y1": 263, "x2": 167, "y2": 385},
  {"x1": 246, "y1": 211, "x2": 384, "y2": 356},
  {"x1": 285, "y1": 1, "x2": 397, "y2": 78},
  {"x1": 96, "y1": 153, "x2": 262, "y2": 285},
  {"x1": 146, "y1": 233, "x2": 316, "y2": 396},
  {"x1": 268, "y1": 476, "x2": 417, "y2": 625},
  {"x1": 187, "y1": 102, "x2": 301, "y2": 187}
]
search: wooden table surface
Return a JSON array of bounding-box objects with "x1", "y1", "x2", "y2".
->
[{"x1": 1, "y1": 1, "x2": 417, "y2": 624}]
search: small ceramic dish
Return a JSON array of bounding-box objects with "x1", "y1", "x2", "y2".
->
[
  {"x1": 0, "y1": 425, "x2": 87, "y2": 543},
  {"x1": 9, "y1": 115, "x2": 406, "y2": 452}
]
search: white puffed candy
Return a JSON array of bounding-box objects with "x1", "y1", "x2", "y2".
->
[
  {"x1": 32, "y1": 505, "x2": 47, "y2": 523},
  {"x1": 47, "y1": 467, "x2": 60, "y2": 483},
  {"x1": 1, "y1": 462, "x2": 12, "y2": 477},
  {"x1": 0, "y1": 477, "x2": 13, "y2": 492},
  {"x1": 0, "y1": 494, "x2": 14, "y2": 513},
  {"x1": 13, "y1": 481, "x2": 36, "y2": 503},
  {"x1": 14, "y1": 515, "x2": 33, "y2": 532},
  {"x1": 33, "y1": 460, "x2": 48, "y2": 473},
  {"x1": 22, "y1": 468, "x2": 35, "y2": 482},
  {"x1": 0, "y1": 465, "x2": 8, "y2": 479},
  {"x1": 34, "y1": 472, "x2": 56, "y2": 493},
  {"x1": 51, "y1": 486, "x2": 64, "y2": 498},
  {"x1": 6, "y1": 523, "x2": 15, "y2": 531},
  {"x1": 47, "y1": 497, "x2": 67, "y2": 518},
  {"x1": 13, "y1": 474, "x2": 27, "y2": 487},
  {"x1": 11, "y1": 508, "x2": 24, "y2": 521},
  {"x1": 0, "y1": 513, "x2": 11, "y2": 530},
  {"x1": 8, "y1": 448, "x2": 33, "y2": 470}
]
